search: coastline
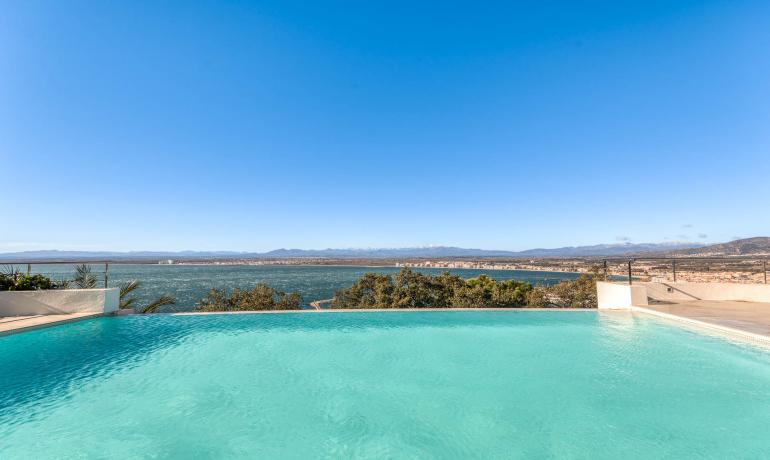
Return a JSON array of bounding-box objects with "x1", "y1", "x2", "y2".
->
[{"x1": 166, "y1": 261, "x2": 587, "y2": 275}]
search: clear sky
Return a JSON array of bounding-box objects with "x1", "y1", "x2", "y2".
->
[{"x1": 2, "y1": 0, "x2": 769, "y2": 252}]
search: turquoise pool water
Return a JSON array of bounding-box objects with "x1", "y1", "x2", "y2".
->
[{"x1": 2, "y1": 311, "x2": 770, "y2": 458}]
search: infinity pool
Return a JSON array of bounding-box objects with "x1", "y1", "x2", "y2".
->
[{"x1": 2, "y1": 311, "x2": 770, "y2": 458}]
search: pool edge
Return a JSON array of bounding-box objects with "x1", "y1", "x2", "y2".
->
[{"x1": 166, "y1": 307, "x2": 598, "y2": 316}]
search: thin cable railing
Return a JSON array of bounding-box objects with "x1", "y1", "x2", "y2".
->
[
  {"x1": 2, "y1": 261, "x2": 112, "y2": 288},
  {"x1": 601, "y1": 257, "x2": 769, "y2": 285},
  {"x1": 5, "y1": 257, "x2": 768, "y2": 293}
]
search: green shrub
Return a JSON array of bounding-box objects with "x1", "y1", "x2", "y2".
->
[
  {"x1": 0, "y1": 269, "x2": 64, "y2": 291},
  {"x1": 526, "y1": 267, "x2": 606, "y2": 308},
  {"x1": 453, "y1": 275, "x2": 532, "y2": 308},
  {"x1": 332, "y1": 268, "x2": 532, "y2": 309},
  {"x1": 196, "y1": 283, "x2": 302, "y2": 312},
  {"x1": 14, "y1": 274, "x2": 58, "y2": 290}
]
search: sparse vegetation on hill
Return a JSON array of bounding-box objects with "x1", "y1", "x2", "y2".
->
[{"x1": 667, "y1": 237, "x2": 770, "y2": 256}]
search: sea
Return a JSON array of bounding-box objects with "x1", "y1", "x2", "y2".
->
[{"x1": 20, "y1": 264, "x2": 581, "y2": 311}]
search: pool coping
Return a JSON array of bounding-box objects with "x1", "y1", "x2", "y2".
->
[
  {"x1": 170, "y1": 307, "x2": 770, "y2": 348},
  {"x1": 6, "y1": 307, "x2": 768, "y2": 348},
  {"x1": 166, "y1": 307, "x2": 597, "y2": 315}
]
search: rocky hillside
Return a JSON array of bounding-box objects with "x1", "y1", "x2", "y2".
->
[{"x1": 667, "y1": 237, "x2": 770, "y2": 256}]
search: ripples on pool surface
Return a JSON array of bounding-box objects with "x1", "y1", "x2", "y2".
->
[{"x1": 2, "y1": 311, "x2": 770, "y2": 459}]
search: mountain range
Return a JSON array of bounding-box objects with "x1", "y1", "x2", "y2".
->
[
  {"x1": 0, "y1": 241, "x2": 715, "y2": 260},
  {"x1": 665, "y1": 237, "x2": 770, "y2": 257}
]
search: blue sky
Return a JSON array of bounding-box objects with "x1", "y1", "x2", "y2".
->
[{"x1": 2, "y1": 0, "x2": 769, "y2": 252}]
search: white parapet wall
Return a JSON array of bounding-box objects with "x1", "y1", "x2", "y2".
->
[
  {"x1": 596, "y1": 281, "x2": 649, "y2": 309},
  {"x1": 639, "y1": 282, "x2": 770, "y2": 303},
  {"x1": 597, "y1": 281, "x2": 770, "y2": 309},
  {"x1": 0, "y1": 288, "x2": 119, "y2": 316}
]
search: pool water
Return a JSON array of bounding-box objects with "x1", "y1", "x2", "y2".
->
[{"x1": 2, "y1": 311, "x2": 770, "y2": 458}]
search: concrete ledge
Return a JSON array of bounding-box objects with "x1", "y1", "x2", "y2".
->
[
  {"x1": 168, "y1": 308, "x2": 597, "y2": 316},
  {"x1": 0, "y1": 288, "x2": 119, "y2": 316}
]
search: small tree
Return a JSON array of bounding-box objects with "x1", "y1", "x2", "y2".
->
[
  {"x1": 332, "y1": 273, "x2": 394, "y2": 308},
  {"x1": 526, "y1": 267, "x2": 606, "y2": 308},
  {"x1": 453, "y1": 275, "x2": 532, "y2": 308},
  {"x1": 332, "y1": 268, "x2": 533, "y2": 309},
  {"x1": 196, "y1": 284, "x2": 302, "y2": 312}
]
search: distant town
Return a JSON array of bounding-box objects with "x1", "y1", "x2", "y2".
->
[
  {"x1": 4, "y1": 237, "x2": 768, "y2": 284},
  {"x1": 165, "y1": 255, "x2": 768, "y2": 284}
]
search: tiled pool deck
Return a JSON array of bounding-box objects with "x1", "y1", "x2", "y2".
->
[
  {"x1": 632, "y1": 300, "x2": 770, "y2": 345},
  {"x1": 0, "y1": 313, "x2": 103, "y2": 336}
]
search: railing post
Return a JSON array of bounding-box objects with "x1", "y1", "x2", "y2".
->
[
  {"x1": 27, "y1": 263, "x2": 31, "y2": 275},
  {"x1": 603, "y1": 259, "x2": 608, "y2": 280},
  {"x1": 672, "y1": 259, "x2": 677, "y2": 282},
  {"x1": 104, "y1": 262, "x2": 109, "y2": 288},
  {"x1": 627, "y1": 259, "x2": 633, "y2": 285}
]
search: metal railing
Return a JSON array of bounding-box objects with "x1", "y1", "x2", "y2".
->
[
  {"x1": 2, "y1": 261, "x2": 112, "y2": 288},
  {"x1": 5, "y1": 257, "x2": 769, "y2": 289},
  {"x1": 601, "y1": 257, "x2": 769, "y2": 285}
]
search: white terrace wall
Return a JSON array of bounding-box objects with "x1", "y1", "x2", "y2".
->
[
  {"x1": 0, "y1": 288, "x2": 119, "y2": 316},
  {"x1": 597, "y1": 281, "x2": 770, "y2": 309},
  {"x1": 640, "y1": 282, "x2": 770, "y2": 303}
]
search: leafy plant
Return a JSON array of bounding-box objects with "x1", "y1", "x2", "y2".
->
[
  {"x1": 14, "y1": 274, "x2": 57, "y2": 290},
  {"x1": 73, "y1": 264, "x2": 98, "y2": 289},
  {"x1": 119, "y1": 280, "x2": 141, "y2": 308},
  {"x1": 118, "y1": 279, "x2": 177, "y2": 313},
  {"x1": 141, "y1": 294, "x2": 177, "y2": 314},
  {"x1": 0, "y1": 265, "x2": 20, "y2": 290},
  {"x1": 0, "y1": 266, "x2": 68, "y2": 291}
]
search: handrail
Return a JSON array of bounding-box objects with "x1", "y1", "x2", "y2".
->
[
  {"x1": 602, "y1": 256, "x2": 770, "y2": 262},
  {"x1": 601, "y1": 256, "x2": 769, "y2": 285},
  {"x1": 1, "y1": 260, "x2": 134, "y2": 265},
  {"x1": 2, "y1": 261, "x2": 112, "y2": 288}
]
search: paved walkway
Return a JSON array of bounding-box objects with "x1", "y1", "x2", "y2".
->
[
  {"x1": 0, "y1": 312, "x2": 103, "y2": 336},
  {"x1": 638, "y1": 300, "x2": 770, "y2": 340}
]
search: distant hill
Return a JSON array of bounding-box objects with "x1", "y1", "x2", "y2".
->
[
  {"x1": 263, "y1": 243, "x2": 703, "y2": 258},
  {"x1": 514, "y1": 242, "x2": 704, "y2": 258},
  {"x1": 261, "y1": 247, "x2": 521, "y2": 258},
  {"x1": 665, "y1": 237, "x2": 770, "y2": 257},
  {"x1": 0, "y1": 242, "x2": 706, "y2": 260},
  {"x1": 0, "y1": 250, "x2": 254, "y2": 261}
]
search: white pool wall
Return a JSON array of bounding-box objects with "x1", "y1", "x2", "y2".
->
[{"x1": 0, "y1": 288, "x2": 119, "y2": 316}]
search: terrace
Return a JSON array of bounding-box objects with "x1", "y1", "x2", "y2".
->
[{"x1": 597, "y1": 257, "x2": 770, "y2": 343}]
